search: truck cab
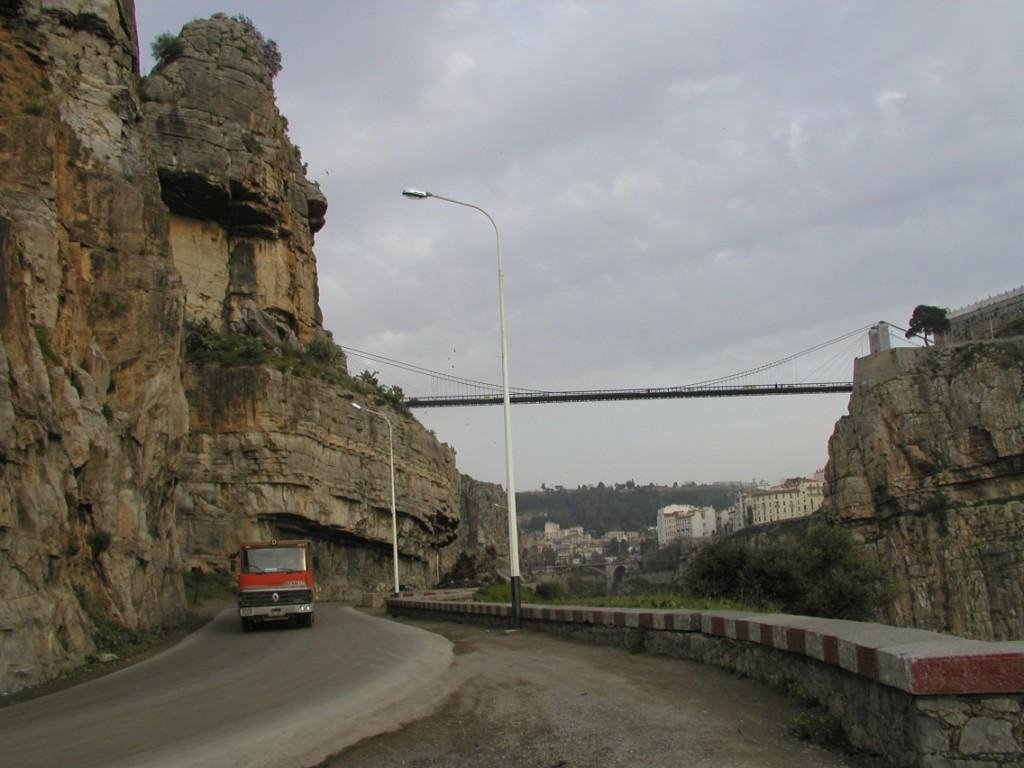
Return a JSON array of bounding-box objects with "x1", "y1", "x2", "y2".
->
[{"x1": 235, "y1": 540, "x2": 315, "y2": 631}]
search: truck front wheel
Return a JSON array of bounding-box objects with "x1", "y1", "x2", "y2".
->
[
  {"x1": 241, "y1": 617, "x2": 255, "y2": 632},
  {"x1": 298, "y1": 613, "x2": 314, "y2": 628}
]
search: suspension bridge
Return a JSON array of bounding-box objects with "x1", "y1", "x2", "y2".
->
[{"x1": 341, "y1": 322, "x2": 913, "y2": 409}]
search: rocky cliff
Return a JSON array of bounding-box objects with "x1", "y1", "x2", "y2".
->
[
  {"x1": 0, "y1": 7, "x2": 492, "y2": 694},
  {"x1": 822, "y1": 339, "x2": 1024, "y2": 640},
  {"x1": 141, "y1": 14, "x2": 325, "y2": 347},
  {"x1": 439, "y1": 475, "x2": 509, "y2": 586},
  {"x1": 0, "y1": 1, "x2": 189, "y2": 692},
  {"x1": 141, "y1": 16, "x2": 465, "y2": 604}
]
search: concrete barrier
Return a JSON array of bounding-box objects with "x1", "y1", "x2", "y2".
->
[{"x1": 386, "y1": 596, "x2": 1024, "y2": 767}]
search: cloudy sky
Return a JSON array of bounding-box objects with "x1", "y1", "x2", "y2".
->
[{"x1": 136, "y1": 1, "x2": 1023, "y2": 490}]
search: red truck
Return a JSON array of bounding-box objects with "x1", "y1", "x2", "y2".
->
[{"x1": 234, "y1": 540, "x2": 315, "y2": 631}]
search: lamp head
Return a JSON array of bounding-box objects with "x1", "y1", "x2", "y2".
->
[
  {"x1": 402, "y1": 188, "x2": 431, "y2": 199},
  {"x1": 351, "y1": 403, "x2": 363, "y2": 411}
]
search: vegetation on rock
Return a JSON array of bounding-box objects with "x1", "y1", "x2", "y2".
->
[
  {"x1": 150, "y1": 32, "x2": 185, "y2": 65},
  {"x1": 230, "y1": 14, "x2": 282, "y2": 77},
  {"x1": 184, "y1": 320, "x2": 408, "y2": 412}
]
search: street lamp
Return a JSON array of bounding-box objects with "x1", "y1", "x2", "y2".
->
[
  {"x1": 402, "y1": 188, "x2": 523, "y2": 629},
  {"x1": 351, "y1": 402, "x2": 400, "y2": 595}
]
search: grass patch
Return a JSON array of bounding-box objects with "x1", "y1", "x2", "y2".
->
[
  {"x1": 473, "y1": 582, "x2": 538, "y2": 603},
  {"x1": 472, "y1": 584, "x2": 767, "y2": 612}
]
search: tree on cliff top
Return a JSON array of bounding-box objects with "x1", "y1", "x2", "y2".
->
[{"x1": 906, "y1": 304, "x2": 950, "y2": 346}]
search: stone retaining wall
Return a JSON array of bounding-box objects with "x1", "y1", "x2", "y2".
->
[{"x1": 387, "y1": 597, "x2": 1024, "y2": 767}]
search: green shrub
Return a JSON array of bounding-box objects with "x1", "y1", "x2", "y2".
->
[
  {"x1": 151, "y1": 32, "x2": 185, "y2": 65},
  {"x1": 797, "y1": 525, "x2": 894, "y2": 620},
  {"x1": 305, "y1": 334, "x2": 341, "y2": 364},
  {"x1": 683, "y1": 538, "x2": 749, "y2": 598},
  {"x1": 231, "y1": 14, "x2": 282, "y2": 76},
  {"x1": 534, "y1": 582, "x2": 564, "y2": 600},
  {"x1": 22, "y1": 98, "x2": 44, "y2": 115},
  {"x1": 682, "y1": 524, "x2": 892, "y2": 621}
]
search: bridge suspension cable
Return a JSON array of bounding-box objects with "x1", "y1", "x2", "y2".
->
[{"x1": 341, "y1": 323, "x2": 898, "y2": 408}]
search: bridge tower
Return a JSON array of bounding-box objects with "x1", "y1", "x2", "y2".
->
[{"x1": 868, "y1": 322, "x2": 891, "y2": 355}]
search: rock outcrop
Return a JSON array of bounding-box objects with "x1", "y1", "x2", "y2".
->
[
  {"x1": 141, "y1": 14, "x2": 325, "y2": 347},
  {"x1": 179, "y1": 365, "x2": 461, "y2": 602},
  {"x1": 142, "y1": 15, "x2": 463, "y2": 604},
  {"x1": 0, "y1": 1, "x2": 189, "y2": 692},
  {"x1": 822, "y1": 339, "x2": 1024, "y2": 640},
  {"x1": 439, "y1": 475, "x2": 510, "y2": 586}
]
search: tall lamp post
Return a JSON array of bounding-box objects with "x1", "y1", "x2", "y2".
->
[
  {"x1": 402, "y1": 188, "x2": 523, "y2": 629},
  {"x1": 351, "y1": 402, "x2": 400, "y2": 595}
]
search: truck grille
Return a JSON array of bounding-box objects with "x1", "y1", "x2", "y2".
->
[{"x1": 239, "y1": 589, "x2": 312, "y2": 608}]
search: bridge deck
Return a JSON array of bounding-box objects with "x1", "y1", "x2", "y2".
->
[{"x1": 405, "y1": 382, "x2": 854, "y2": 408}]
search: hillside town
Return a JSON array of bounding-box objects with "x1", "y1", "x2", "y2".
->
[{"x1": 520, "y1": 471, "x2": 826, "y2": 567}]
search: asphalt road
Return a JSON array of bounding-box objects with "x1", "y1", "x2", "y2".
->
[{"x1": 0, "y1": 606, "x2": 453, "y2": 768}]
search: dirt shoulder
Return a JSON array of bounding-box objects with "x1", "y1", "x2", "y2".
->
[{"x1": 329, "y1": 616, "x2": 886, "y2": 768}]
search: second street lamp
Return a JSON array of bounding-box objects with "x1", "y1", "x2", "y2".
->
[
  {"x1": 351, "y1": 402, "x2": 399, "y2": 595},
  {"x1": 402, "y1": 187, "x2": 523, "y2": 629}
]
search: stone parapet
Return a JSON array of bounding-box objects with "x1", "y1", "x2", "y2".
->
[{"x1": 387, "y1": 597, "x2": 1023, "y2": 766}]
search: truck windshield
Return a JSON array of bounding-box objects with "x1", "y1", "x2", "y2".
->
[{"x1": 244, "y1": 547, "x2": 306, "y2": 573}]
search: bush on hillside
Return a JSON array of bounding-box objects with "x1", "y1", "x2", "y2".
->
[
  {"x1": 231, "y1": 14, "x2": 282, "y2": 76},
  {"x1": 151, "y1": 32, "x2": 185, "y2": 65},
  {"x1": 683, "y1": 525, "x2": 891, "y2": 621}
]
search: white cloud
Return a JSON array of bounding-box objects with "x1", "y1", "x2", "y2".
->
[{"x1": 137, "y1": 1, "x2": 1024, "y2": 488}]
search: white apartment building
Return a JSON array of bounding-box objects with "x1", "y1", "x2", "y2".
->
[
  {"x1": 656, "y1": 504, "x2": 718, "y2": 544},
  {"x1": 657, "y1": 505, "x2": 692, "y2": 545},
  {"x1": 737, "y1": 471, "x2": 825, "y2": 526}
]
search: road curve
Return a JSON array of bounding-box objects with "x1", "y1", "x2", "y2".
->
[{"x1": 0, "y1": 605, "x2": 453, "y2": 768}]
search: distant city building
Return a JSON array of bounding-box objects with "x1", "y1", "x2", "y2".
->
[
  {"x1": 736, "y1": 470, "x2": 825, "y2": 526},
  {"x1": 523, "y1": 520, "x2": 646, "y2": 566},
  {"x1": 656, "y1": 504, "x2": 717, "y2": 543}
]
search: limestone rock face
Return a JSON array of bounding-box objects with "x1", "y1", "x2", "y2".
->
[
  {"x1": 439, "y1": 475, "x2": 510, "y2": 586},
  {"x1": 141, "y1": 14, "x2": 325, "y2": 345},
  {"x1": 178, "y1": 366, "x2": 460, "y2": 602},
  {"x1": 0, "y1": 1, "x2": 189, "y2": 692},
  {"x1": 822, "y1": 340, "x2": 1024, "y2": 640}
]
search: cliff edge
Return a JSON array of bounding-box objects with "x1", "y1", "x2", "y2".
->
[
  {"x1": 823, "y1": 339, "x2": 1024, "y2": 640},
  {"x1": 0, "y1": 0, "x2": 189, "y2": 692}
]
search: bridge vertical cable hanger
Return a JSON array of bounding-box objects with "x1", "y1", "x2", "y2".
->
[{"x1": 341, "y1": 323, "x2": 885, "y2": 407}]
